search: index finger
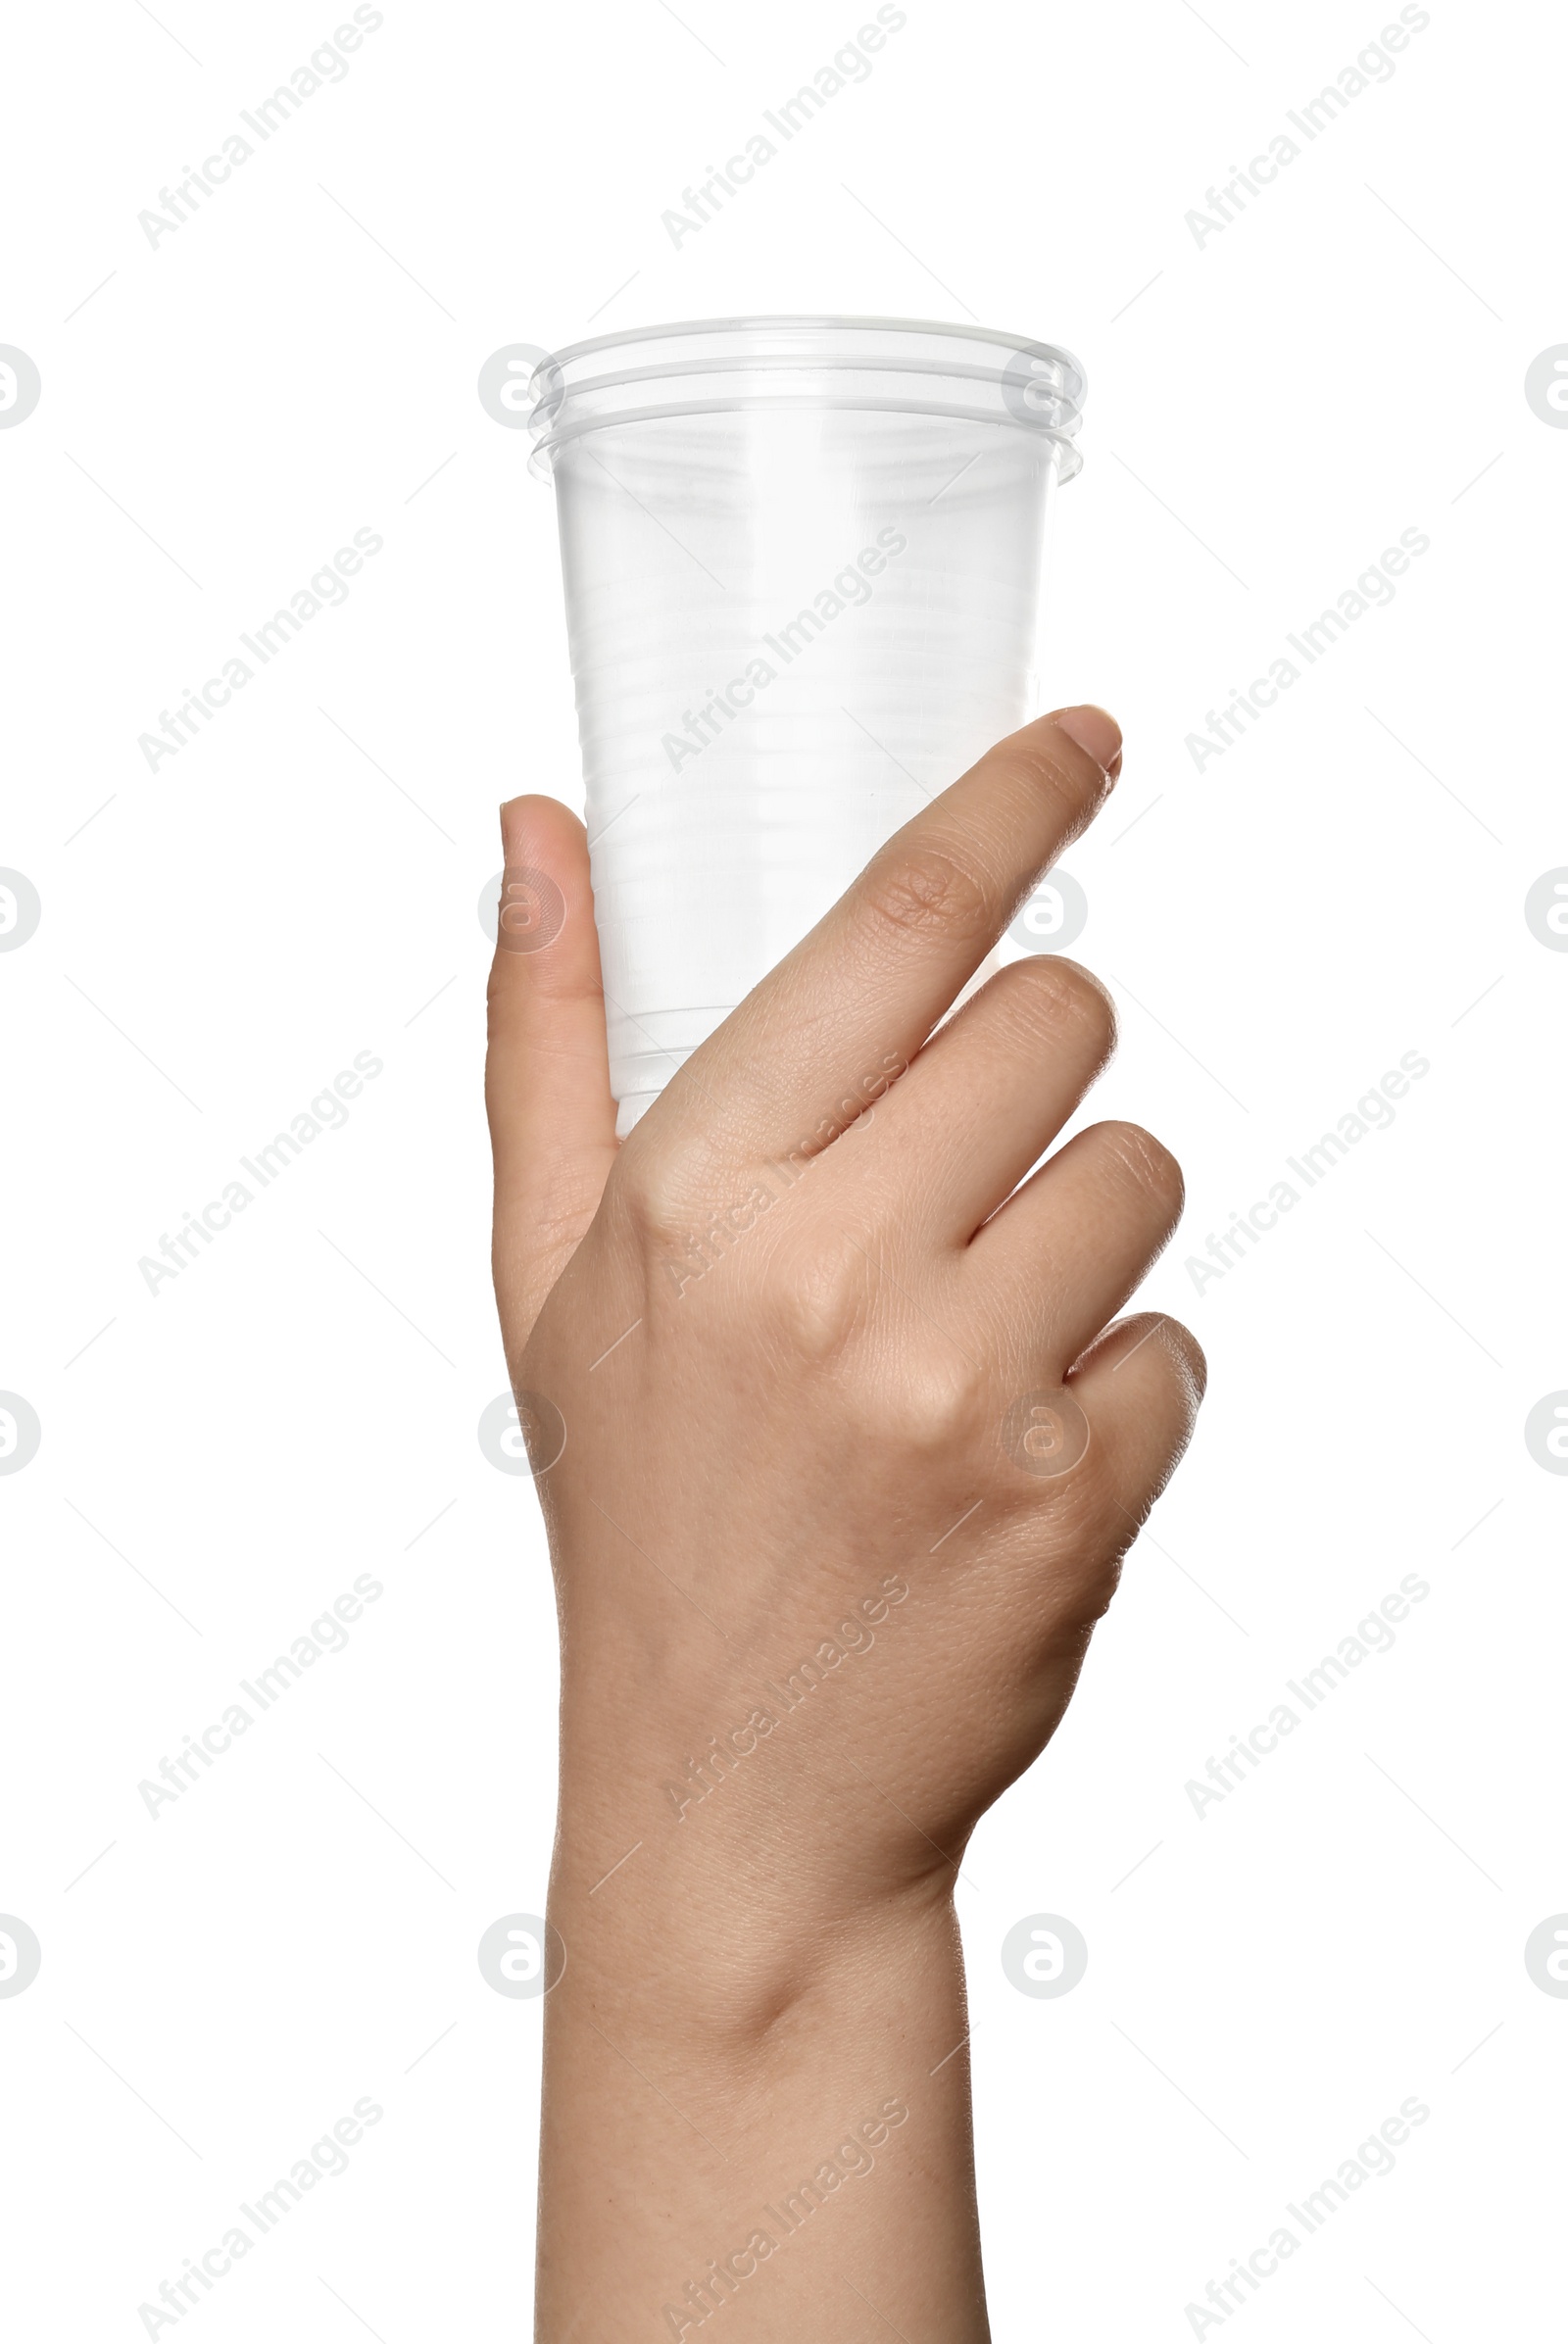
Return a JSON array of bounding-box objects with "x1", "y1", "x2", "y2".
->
[{"x1": 646, "y1": 705, "x2": 1121, "y2": 1169}]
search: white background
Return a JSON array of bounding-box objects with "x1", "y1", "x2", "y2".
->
[{"x1": 3, "y1": 0, "x2": 1564, "y2": 2336}]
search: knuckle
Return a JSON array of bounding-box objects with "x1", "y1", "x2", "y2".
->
[
  {"x1": 1055, "y1": 1549, "x2": 1126, "y2": 1633},
  {"x1": 766, "y1": 1228, "x2": 874, "y2": 1363},
  {"x1": 880, "y1": 1355, "x2": 982, "y2": 1453},
  {"x1": 858, "y1": 843, "x2": 994, "y2": 951},
  {"x1": 1095, "y1": 1121, "x2": 1186, "y2": 1217},
  {"x1": 611, "y1": 1140, "x2": 704, "y2": 1251}
]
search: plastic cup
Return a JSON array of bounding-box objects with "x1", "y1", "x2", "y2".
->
[{"x1": 526, "y1": 316, "x2": 1087, "y2": 1136}]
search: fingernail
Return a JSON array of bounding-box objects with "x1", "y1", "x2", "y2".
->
[{"x1": 1053, "y1": 706, "x2": 1122, "y2": 781}]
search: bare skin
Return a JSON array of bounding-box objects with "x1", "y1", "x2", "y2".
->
[{"x1": 485, "y1": 705, "x2": 1205, "y2": 2342}]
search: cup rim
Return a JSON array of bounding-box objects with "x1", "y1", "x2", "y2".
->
[
  {"x1": 526, "y1": 314, "x2": 1088, "y2": 480},
  {"x1": 538, "y1": 312, "x2": 1085, "y2": 392}
]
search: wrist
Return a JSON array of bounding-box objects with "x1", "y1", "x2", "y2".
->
[
  {"x1": 549, "y1": 1765, "x2": 962, "y2": 2048},
  {"x1": 535, "y1": 1859, "x2": 987, "y2": 2343}
]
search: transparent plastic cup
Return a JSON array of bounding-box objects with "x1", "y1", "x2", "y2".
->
[{"x1": 526, "y1": 316, "x2": 1087, "y2": 1136}]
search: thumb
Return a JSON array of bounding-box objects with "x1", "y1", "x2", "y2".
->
[{"x1": 485, "y1": 795, "x2": 617, "y2": 1362}]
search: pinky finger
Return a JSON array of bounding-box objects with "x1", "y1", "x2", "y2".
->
[{"x1": 1067, "y1": 1312, "x2": 1207, "y2": 1535}]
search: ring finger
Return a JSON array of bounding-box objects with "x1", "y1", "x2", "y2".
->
[{"x1": 970, "y1": 1119, "x2": 1187, "y2": 1374}]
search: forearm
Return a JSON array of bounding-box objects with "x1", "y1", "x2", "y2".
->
[{"x1": 536, "y1": 1730, "x2": 990, "y2": 2340}]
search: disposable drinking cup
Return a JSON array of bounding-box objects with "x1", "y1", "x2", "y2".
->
[{"x1": 526, "y1": 315, "x2": 1087, "y2": 1135}]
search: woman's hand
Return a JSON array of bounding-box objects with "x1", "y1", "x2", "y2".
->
[{"x1": 486, "y1": 705, "x2": 1204, "y2": 2342}]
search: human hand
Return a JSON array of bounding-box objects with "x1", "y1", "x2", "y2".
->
[{"x1": 486, "y1": 705, "x2": 1204, "y2": 2341}]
